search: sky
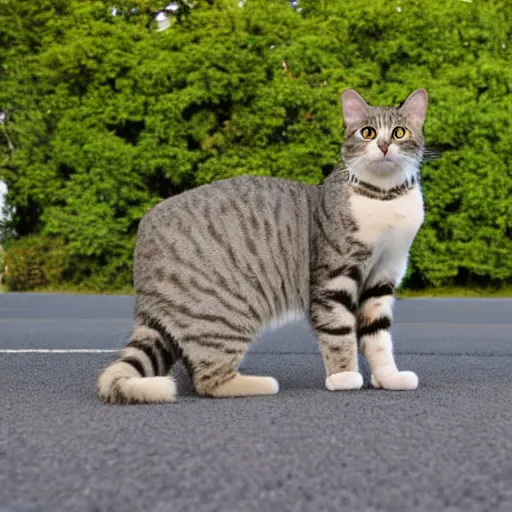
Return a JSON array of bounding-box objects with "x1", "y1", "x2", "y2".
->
[{"x1": 0, "y1": 181, "x2": 6, "y2": 219}]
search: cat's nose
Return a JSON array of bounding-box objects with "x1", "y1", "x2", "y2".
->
[{"x1": 378, "y1": 142, "x2": 389, "y2": 155}]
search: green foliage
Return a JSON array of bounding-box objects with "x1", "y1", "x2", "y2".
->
[
  {"x1": 3, "y1": 235, "x2": 70, "y2": 291},
  {"x1": 0, "y1": 0, "x2": 511, "y2": 291},
  {"x1": 0, "y1": 245, "x2": 5, "y2": 280}
]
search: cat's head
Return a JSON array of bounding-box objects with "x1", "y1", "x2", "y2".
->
[{"x1": 341, "y1": 89, "x2": 428, "y2": 183}]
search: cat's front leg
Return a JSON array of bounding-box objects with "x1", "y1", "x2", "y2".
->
[
  {"x1": 358, "y1": 281, "x2": 418, "y2": 390},
  {"x1": 310, "y1": 267, "x2": 363, "y2": 391}
]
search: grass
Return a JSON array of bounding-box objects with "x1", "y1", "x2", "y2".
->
[
  {"x1": 2, "y1": 283, "x2": 512, "y2": 298},
  {"x1": 397, "y1": 286, "x2": 512, "y2": 298},
  {"x1": 2, "y1": 284, "x2": 134, "y2": 295},
  {"x1": 35, "y1": 285, "x2": 135, "y2": 295}
]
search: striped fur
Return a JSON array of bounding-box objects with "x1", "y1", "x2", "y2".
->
[{"x1": 97, "y1": 89, "x2": 428, "y2": 403}]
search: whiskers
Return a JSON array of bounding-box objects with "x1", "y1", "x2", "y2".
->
[{"x1": 422, "y1": 146, "x2": 443, "y2": 162}]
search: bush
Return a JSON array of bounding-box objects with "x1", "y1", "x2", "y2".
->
[
  {"x1": 0, "y1": 245, "x2": 5, "y2": 285},
  {"x1": 0, "y1": 0, "x2": 511, "y2": 290},
  {"x1": 3, "y1": 236, "x2": 71, "y2": 291}
]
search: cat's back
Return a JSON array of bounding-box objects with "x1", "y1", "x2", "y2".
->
[
  {"x1": 134, "y1": 175, "x2": 314, "y2": 313},
  {"x1": 154, "y1": 174, "x2": 307, "y2": 213},
  {"x1": 139, "y1": 175, "x2": 312, "y2": 236}
]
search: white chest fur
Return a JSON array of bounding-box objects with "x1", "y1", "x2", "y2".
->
[{"x1": 349, "y1": 186, "x2": 425, "y2": 256}]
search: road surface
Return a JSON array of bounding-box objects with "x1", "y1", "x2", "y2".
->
[{"x1": 1, "y1": 294, "x2": 511, "y2": 511}]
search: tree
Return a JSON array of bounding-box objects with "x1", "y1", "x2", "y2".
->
[{"x1": 1, "y1": 0, "x2": 511, "y2": 290}]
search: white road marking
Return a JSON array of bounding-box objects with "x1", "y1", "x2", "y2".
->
[{"x1": 0, "y1": 349, "x2": 118, "y2": 353}]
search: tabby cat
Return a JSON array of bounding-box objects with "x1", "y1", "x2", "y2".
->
[{"x1": 98, "y1": 88, "x2": 428, "y2": 404}]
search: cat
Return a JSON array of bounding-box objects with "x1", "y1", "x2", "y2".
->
[{"x1": 98, "y1": 88, "x2": 428, "y2": 404}]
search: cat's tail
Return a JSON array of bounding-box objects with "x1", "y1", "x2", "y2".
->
[{"x1": 97, "y1": 323, "x2": 179, "y2": 404}]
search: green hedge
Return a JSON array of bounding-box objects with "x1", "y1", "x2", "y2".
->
[
  {"x1": 1, "y1": 0, "x2": 511, "y2": 291},
  {"x1": 3, "y1": 236, "x2": 70, "y2": 291}
]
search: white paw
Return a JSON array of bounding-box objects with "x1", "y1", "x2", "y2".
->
[
  {"x1": 371, "y1": 371, "x2": 418, "y2": 390},
  {"x1": 265, "y1": 376, "x2": 280, "y2": 395},
  {"x1": 325, "y1": 371, "x2": 363, "y2": 391}
]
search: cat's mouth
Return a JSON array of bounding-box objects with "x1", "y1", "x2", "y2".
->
[
  {"x1": 379, "y1": 150, "x2": 400, "y2": 164},
  {"x1": 367, "y1": 156, "x2": 402, "y2": 174}
]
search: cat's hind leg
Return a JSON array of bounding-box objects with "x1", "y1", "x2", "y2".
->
[
  {"x1": 209, "y1": 374, "x2": 279, "y2": 397},
  {"x1": 183, "y1": 334, "x2": 279, "y2": 398}
]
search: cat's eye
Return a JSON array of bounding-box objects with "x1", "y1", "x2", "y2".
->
[
  {"x1": 361, "y1": 126, "x2": 377, "y2": 140},
  {"x1": 393, "y1": 126, "x2": 409, "y2": 139}
]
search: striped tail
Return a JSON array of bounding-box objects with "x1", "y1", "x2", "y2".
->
[{"x1": 97, "y1": 323, "x2": 179, "y2": 404}]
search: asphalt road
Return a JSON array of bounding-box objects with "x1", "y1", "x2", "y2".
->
[{"x1": 1, "y1": 293, "x2": 511, "y2": 512}]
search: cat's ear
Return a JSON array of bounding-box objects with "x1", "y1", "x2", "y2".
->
[
  {"x1": 341, "y1": 89, "x2": 369, "y2": 129},
  {"x1": 400, "y1": 89, "x2": 428, "y2": 130}
]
